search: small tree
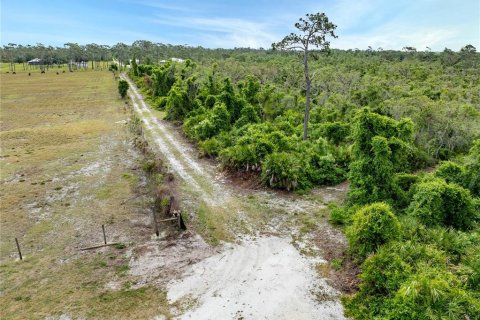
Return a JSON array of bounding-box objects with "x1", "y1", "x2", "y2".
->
[
  {"x1": 273, "y1": 12, "x2": 337, "y2": 140},
  {"x1": 118, "y1": 79, "x2": 129, "y2": 99},
  {"x1": 131, "y1": 54, "x2": 139, "y2": 77}
]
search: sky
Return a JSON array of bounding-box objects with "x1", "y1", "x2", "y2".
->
[{"x1": 1, "y1": 0, "x2": 479, "y2": 51}]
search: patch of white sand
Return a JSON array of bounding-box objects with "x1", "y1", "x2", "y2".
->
[{"x1": 167, "y1": 237, "x2": 346, "y2": 320}]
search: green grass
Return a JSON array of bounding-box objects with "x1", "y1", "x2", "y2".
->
[{"x1": 195, "y1": 203, "x2": 231, "y2": 245}]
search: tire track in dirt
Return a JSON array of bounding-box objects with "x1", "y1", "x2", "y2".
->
[
  {"x1": 122, "y1": 74, "x2": 227, "y2": 206},
  {"x1": 121, "y1": 74, "x2": 347, "y2": 319}
]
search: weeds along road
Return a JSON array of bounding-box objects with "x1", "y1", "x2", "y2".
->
[{"x1": 121, "y1": 73, "x2": 348, "y2": 320}]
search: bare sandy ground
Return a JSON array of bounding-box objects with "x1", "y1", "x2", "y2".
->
[
  {"x1": 121, "y1": 74, "x2": 347, "y2": 319},
  {"x1": 168, "y1": 237, "x2": 345, "y2": 320}
]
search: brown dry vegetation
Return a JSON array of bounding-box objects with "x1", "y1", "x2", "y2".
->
[{"x1": 0, "y1": 68, "x2": 171, "y2": 319}]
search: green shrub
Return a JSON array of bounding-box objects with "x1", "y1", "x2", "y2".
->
[
  {"x1": 219, "y1": 144, "x2": 257, "y2": 170},
  {"x1": 388, "y1": 266, "x2": 480, "y2": 320},
  {"x1": 218, "y1": 78, "x2": 245, "y2": 122},
  {"x1": 193, "y1": 103, "x2": 231, "y2": 140},
  {"x1": 329, "y1": 203, "x2": 355, "y2": 225},
  {"x1": 193, "y1": 118, "x2": 216, "y2": 140},
  {"x1": 261, "y1": 152, "x2": 310, "y2": 191},
  {"x1": 348, "y1": 109, "x2": 415, "y2": 205},
  {"x1": 234, "y1": 104, "x2": 260, "y2": 128},
  {"x1": 306, "y1": 153, "x2": 346, "y2": 185},
  {"x1": 331, "y1": 144, "x2": 352, "y2": 170},
  {"x1": 346, "y1": 202, "x2": 401, "y2": 260},
  {"x1": 184, "y1": 103, "x2": 231, "y2": 141},
  {"x1": 464, "y1": 139, "x2": 480, "y2": 196},
  {"x1": 394, "y1": 173, "x2": 419, "y2": 192},
  {"x1": 153, "y1": 96, "x2": 168, "y2": 110},
  {"x1": 204, "y1": 95, "x2": 216, "y2": 108},
  {"x1": 408, "y1": 179, "x2": 478, "y2": 230},
  {"x1": 266, "y1": 131, "x2": 295, "y2": 153},
  {"x1": 392, "y1": 173, "x2": 419, "y2": 209},
  {"x1": 165, "y1": 84, "x2": 189, "y2": 120},
  {"x1": 199, "y1": 137, "x2": 224, "y2": 157},
  {"x1": 417, "y1": 227, "x2": 477, "y2": 263},
  {"x1": 209, "y1": 103, "x2": 231, "y2": 131},
  {"x1": 344, "y1": 241, "x2": 450, "y2": 319},
  {"x1": 359, "y1": 245, "x2": 413, "y2": 297},
  {"x1": 118, "y1": 79, "x2": 129, "y2": 99},
  {"x1": 434, "y1": 161, "x2": 465, "y2": 185},
  {"x1": 319, "y1": 121, "x2": 350, "y2": 145},
  {"x1": 151, "y1": 63, "x2": 176, "y2": 97},
  {"x1": 459, "y1": 236, "x2": 480, "y2": 291}
]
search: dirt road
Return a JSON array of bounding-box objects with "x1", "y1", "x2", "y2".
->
[{"x1": 121, "y1": 74, "x2": 347, "y2": 320}]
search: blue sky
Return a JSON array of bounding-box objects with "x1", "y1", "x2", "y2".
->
[{"x1": 1, "y1": 0, "x2": 479, "y2": 51}]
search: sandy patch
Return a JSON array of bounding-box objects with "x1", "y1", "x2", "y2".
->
[
  {"x1": 167, "y1": 237, "x2": 345, "y2": 320},
  {"x1": 128, "y1": 233, "x2": 216, "y2": 288}
]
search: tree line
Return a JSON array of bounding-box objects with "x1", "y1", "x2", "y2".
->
[{"x1": 2, "y1": 39, "x2": 478, "y2": 71}]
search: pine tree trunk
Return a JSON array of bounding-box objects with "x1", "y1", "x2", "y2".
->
[{"x1": 303, "y1": 48, "x2": 311, "y2": 141}]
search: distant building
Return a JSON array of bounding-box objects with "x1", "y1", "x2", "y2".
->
[
  {"x1": 27, "y1": 58, "x2": 42, "y2": 65},
  {"x1": 159, "y1": 58, "x2": 185, "y2": 64}
]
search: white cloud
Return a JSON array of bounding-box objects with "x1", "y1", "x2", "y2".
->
[
  {"x1": 131, "y1": 0, "x2": 200, "y2": 13},
  {"x1": 151, "y1": 15, "x2": 278, "y2": 48},
  {"x1": 334, "y1": 26, "x2": 458, "y2": 51},
  {"x1": 319, "y1": 0, "x2": 480, "y2": 51}
]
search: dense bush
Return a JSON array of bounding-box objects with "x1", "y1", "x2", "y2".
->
[
  {"x1": 165, "y1": 83, "x2": 190, "y2": 121},
  {"x1": 118, "y1": 79, "x2": 129, "y2": 99},
  {"x1": 191, "y1": 103, "x2": 231, "y2": 140},
  {"x1": 464, "y1": 139, "x2": 480, "y2": 196},
  {"x1": 198, "y1": 137, "x2": 223, "y2": 157},
  {"x1": 392, "y1": 173, "x2": 419, "y2": 209},
  {"x1": 319, "y1": 121, "x2": 350, "y2": 145},
  {"x1": 261, "y1": 152, "x2": 309, "y2": 191},
  {"x1": 346, "y1": 202, "x2": 401, "y2": 261},
  {"x1": 348, "y1": 109, "x2": 415, "y2": 205},
  {"x1": 408, "y1": 179, "x2": 478, "y2": 230},
  {"x1": 434, "y1": 161, "x2": 465, "y2": 185},
  {"x1": 389, "y1": 267, "x2": 480, "y2": 319},
  {"x1": 342, "y1": 240, "x2": 480, "y2": 320},
  {"x1": 329, "y1": 203, "x2": 356, "y2": 225}
]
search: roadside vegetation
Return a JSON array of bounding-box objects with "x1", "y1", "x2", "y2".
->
[
  {"x1": 123, "y1": 44, "x2": 479, "y2": 193},
  {"x1": 335, "y1": 110, "x2": 480, "y2": 319}
]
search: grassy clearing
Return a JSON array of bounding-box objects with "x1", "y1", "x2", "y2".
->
[{"x1": 0, "y1": 70, "x2": 172, "y2": 319}]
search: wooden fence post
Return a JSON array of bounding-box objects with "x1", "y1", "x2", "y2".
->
[
  {"x1": 152, "y1": 207, "x2": 159, "y2": 237},
  {"x1": 15, "y1": 238, "x2": 22, "y2": 260},
  {"x1": 102, "y1": 225, "x2": 107, "y2": 245}
]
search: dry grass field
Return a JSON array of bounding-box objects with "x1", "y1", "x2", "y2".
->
[{"x1": 0, "y1": 67, "x2": 171, "y2": 319}]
